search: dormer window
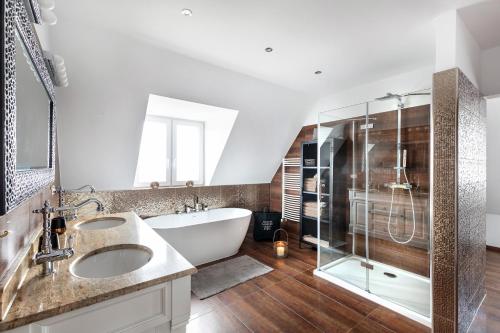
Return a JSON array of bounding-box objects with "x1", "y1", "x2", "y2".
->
[
  {"x1": 134, "y1": 115, "x2": 204, "y2": 187},
  {"x1": 134, "y1": 94, "x2": 238, "y2": 188}
]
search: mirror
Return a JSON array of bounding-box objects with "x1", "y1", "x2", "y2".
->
[
  {"x1": 14, "y1": 29, "x2": 50, "y2": 170},
  {"x1": 1, "y1": 0, "x2": 56, "y2": 214}
]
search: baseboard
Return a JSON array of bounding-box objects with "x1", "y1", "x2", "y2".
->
[{"x1": 486, "y1": 245, "x2": 500, "y2": 253}]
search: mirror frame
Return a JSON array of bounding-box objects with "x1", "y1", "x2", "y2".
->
[{"x1": 1, "y1": 0, "x2": 56, "y2": 214}]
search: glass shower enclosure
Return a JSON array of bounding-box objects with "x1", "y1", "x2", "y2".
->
[{"x1": 314, "y1": 90, "x2": 431, "y2": 326}]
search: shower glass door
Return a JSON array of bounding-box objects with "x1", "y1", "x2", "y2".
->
[
  {"x1": 317, "y1": 90, "x2": 431, "y2": 320},
  {"x1": 317, "y1": 102, "x2": 370, "y2": 292}
]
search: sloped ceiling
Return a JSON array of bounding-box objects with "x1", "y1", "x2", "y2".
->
[
  {"x1": 51, "y1": 0, "x2": 485, "y2": 189},
  {"x1": 53, "y1": 23, "x2": 311, "y2": 189},
  {"x1": 459, "y1": 1, "x2": 500, "y2": 50},
  {"x1": 55, "y1": 0, "x2": 482, "y2": 97}
]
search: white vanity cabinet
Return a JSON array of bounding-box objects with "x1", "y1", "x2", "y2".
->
[{"x1": 8, "y1": 276, "x2": 191, "y2": 333}]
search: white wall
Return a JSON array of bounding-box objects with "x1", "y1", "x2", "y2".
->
[
  {"x1": 487, "y1": 98, "x2": 500, "y2": 212},
  {"x1": 434, "y1": 9, "x2": 500, "y2": 97},
  {"x1": 52, "y1": 24, "x2": 311, "y2": 190},
  {"x1": 302, "y1": 66, "x2": 433, "y2": 125},
  {"x1": 455, "y1": 14, "x2": 481, "y2": 88},
  {"x1": 481, "y1": 46, "x2": 500, "y2": 97},
  {"x1": 434, "y1": 11, "x2": 458, "y2": 75},
  {"x1": 487, "y1": 97, "x2": 500, "y2": 247},
  {"x1": 434, "y1": 10, "x2": 481, "y2": 88},
  {"x1": 487, "y1": 214, "x2": 500, "y2": 247}
]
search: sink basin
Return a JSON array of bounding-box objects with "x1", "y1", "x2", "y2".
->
[
  {"x1": 71, "y1": 245, "x2": 152, "y2": 278},
  {"x1": 76, "y1": 217, "x2": 126, "y2": 230}
]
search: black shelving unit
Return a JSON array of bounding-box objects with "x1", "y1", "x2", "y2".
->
[{"x1": 299, "y1": 140, "x2": 334, "y2": 249}]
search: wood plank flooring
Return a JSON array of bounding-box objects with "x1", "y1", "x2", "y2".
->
[
  {"x1": 186, "y1": 234, "x2": 431, "y2": 333},
  {"x1": 470, "y1": 250, "x2": 500, "y2": 332}
]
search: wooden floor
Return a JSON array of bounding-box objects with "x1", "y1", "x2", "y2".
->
[
  {"x1": 470, "y1": 250, "x2": 500, "y2": 332},
  {"x1": 186, "y1": 234, "x2": 431, "y2": 333}
]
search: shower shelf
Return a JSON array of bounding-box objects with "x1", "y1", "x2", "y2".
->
[
  {"x1": 302, "y1": 191, "x2": 330, "y2": 196},
  {"x1": 303, "y1": 166, "x2": 330, "y2": 170},
  {"x1": 303, "y1": 215, "x2": 330, "y2": 224},
  {"x1": 299, "y1": 139, "x2": 336, "y2": 249}
]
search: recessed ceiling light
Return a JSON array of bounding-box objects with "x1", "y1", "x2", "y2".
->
[
  {"x1": 314, "y1": 70, "x2": 323, "y2": 75},
  {"x1": 181, "y1": 8, "x2": 193, "y2": 16},
  {"x1": 265, "y1": 47, "x2": 273, "y2": 53}
]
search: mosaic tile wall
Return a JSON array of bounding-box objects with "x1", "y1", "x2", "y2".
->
[
  {"x1": 63, "y1": 184, "x2": 271, "y2": 219},
  {"x1": 456, "y1": 70, "x2": 487, "y2": 333},
  {"x1": 432, "y1": 68, "x2": 486, "y2": 332}
]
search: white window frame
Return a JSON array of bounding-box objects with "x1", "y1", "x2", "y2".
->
[
  {"x1": 134, "y1": 115, "x2": 204, "y2": 188},
  {"x1": 171, "y1": 119, "x2": 205, "y2": 186},
  {"x1": 134, "y1": 115, "x2": 172, "y2": 188}
]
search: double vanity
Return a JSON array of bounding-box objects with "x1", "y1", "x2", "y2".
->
[{"x1": 0, "y1": 212, "x2": 196, "y2": 333}]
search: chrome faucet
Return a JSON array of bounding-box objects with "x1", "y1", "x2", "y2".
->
[
  {"x1": 184, "y1": 204, "x2": 194, "y2": 213},
  {"x1": 181, "y1": 195, "x2": 206, "y2": 213},
  {"x1": 33, "y1": 201, "x2": 76, "y2": 276},
  {"x1": 193, "y1": 195, "x2": 202, "y2": 212},
  {"x1": 66, "y1": 198, "x2": 105, "y2": 220},
  {"x1": 52, "y1": 184, "x2": 96, "y2": 213}
]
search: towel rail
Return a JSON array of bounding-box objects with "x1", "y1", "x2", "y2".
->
[{"x1": 282, "y1": 158, "x2": 301, "y2": 222}]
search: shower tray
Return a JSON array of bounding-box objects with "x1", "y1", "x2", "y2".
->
[{"x1": 318, "y1": 255, "x2": 430, "y2": 320}]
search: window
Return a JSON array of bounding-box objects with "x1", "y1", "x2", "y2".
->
[
  {"x1": 172, "y1": 119, "x2": 204, "y2": 185},
  {"x1": 134, "y1": 116, "x2": 204, "y2": 187}
]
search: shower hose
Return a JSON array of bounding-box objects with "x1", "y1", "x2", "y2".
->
[{"x1": 387, "y1": 168, "x2": 416, "y2": 245}]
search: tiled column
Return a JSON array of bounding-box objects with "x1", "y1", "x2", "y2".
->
[{"x1": 432, "y1": 68, "x2": 487, "y2": 332}]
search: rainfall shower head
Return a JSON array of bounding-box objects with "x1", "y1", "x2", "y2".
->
[
  {"x1": 375, "y1": 92, "x2": 431, "y2": 109},
  {"x1": 375, "y1": 93, "x2": 403, "y2": 101},
  {"x1": 405, "y1": 92, "x2": 431, "y2": 97},
  {"x1": 375, "y1": 93, "x2": 404, "y2": 108},
  {"x1": 375, "y1": 92, "x2": 431, "y2": 102}
]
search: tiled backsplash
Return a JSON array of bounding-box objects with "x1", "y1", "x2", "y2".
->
[{"x1": 63, "y1": 184, "x2": 271, "y2": 218}]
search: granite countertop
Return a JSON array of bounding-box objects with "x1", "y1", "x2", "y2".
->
[{"x1": 0, "y1": 212, "x2": 197, "y2": 331}]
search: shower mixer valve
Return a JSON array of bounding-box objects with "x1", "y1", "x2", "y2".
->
[{"x1": 390, "y1": 149, "x2": 411, "y2": 189}]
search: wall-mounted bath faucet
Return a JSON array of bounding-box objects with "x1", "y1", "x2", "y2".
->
[
  {"x1": 194, "y1": 195, "x2": 203, "y2": 212},
  {"x1": 180, "y1": 195, "x2": 207, "y2": 214},
  {"x1": 33, "y1": 201, "x2": 76, "y2": 276}
]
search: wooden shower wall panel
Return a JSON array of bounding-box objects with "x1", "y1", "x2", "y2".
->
[{"x1": 272, "y1": 108, "x2": 431, "y2": 279}]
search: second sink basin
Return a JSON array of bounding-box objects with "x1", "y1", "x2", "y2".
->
[
  {"x1": 71, "y1": 245, "x2": 152, "y2": 279},
  {"x1": 76, "y1": 217, "x2": 126, "y2": 230}
]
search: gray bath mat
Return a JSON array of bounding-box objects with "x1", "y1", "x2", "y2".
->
[{"x1": 191, "y1": 255, "x2": 273, "y2": 299}]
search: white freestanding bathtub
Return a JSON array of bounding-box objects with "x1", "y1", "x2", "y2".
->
[{"x1": 146, "y1": 208, "x2": 252, "y2": 266}]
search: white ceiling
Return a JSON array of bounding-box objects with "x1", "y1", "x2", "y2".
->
[
  {"x1": 55, "y1": 0, "x2": 483, "y2": 97},
  {"x1": 459, "y1": 1, "x2": 500, "y2": 50}
]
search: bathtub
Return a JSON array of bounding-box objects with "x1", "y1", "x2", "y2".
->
[{"x1": 145, "y1": 208, "x2": 252, "y2": 266}]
